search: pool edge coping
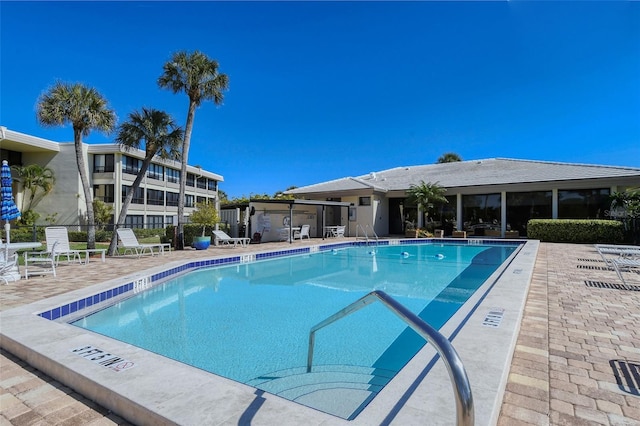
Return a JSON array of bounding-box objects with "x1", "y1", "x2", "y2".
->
[{"x1": 0, "y1": 238, "x2": 536, "y2": 425}]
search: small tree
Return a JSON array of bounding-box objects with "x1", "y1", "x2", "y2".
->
[
  {"x1": 12, "y1": 164, "x2": 56, "y2": 212},
  {"x1": 190, "y1": 201, "x2": 220, "y2": 236},
  {"x1": 406, "y1": 180, "x2": 448, "y2": 225},
  {"x1": 93, "y1": 199, "x2": 113, "y2": 231}
]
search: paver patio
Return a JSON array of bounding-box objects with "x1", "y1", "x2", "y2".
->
[{"x1": 1, "y1": 241, "x2": 639, "y2": 425}]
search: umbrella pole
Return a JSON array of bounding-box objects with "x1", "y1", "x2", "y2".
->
[{"x1": 4, "y1": 221, "x2": 10, "y2": 245}]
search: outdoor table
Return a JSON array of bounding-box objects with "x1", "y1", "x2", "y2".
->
[{"x1": 0, "y1": 241, "x2": 42, "y2": 281}]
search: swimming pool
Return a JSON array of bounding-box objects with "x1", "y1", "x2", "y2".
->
[
  {"x1": 70, "y1": 242, "x2": 518, "y2": 419},
  {"x1": 0, "y1": 238, "x2": 538, "y2": 425}
]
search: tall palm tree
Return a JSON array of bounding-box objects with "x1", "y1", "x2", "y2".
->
[
  {"x1": 158, "y1": 50, "x2": 229, "y2": 250},
  {"x1": 107, "y1": 108, "x2": 183, "y2": 255},
  {"x1": 437, "y1": 152, "x2": 462, "y2": 163},
  {"x1": 406, "y1": 180, "x2": 448, "y2": 225},
  {"x1": 12, "y1": 164, "x2": 56, "y2": 212},
  {"x1": 36, "y1": 82, "x2": 116, "y2": 249}
]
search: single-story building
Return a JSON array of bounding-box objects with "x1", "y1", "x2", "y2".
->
[{"x1": 284, "y1": 158, "x2": 640, "y2": 238}]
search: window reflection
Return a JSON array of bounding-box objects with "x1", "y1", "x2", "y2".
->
[{"x1": 558, "y1": 189, "x2": 610, "y2": 219}]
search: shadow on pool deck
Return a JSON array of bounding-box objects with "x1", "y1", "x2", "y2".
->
[{"x1": 1, "y1": 240, "x2": 639, "y2": 425}]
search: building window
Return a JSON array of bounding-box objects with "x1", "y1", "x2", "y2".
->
[
  {"x1": 558, "y1": 188, "x2": 610, "y2": 219},
  {"x1": 506, "y1": 191, "x2": 552, "y2": 235},
  {"x1": 196, "y1": 177, "x2": 207, "y2": 190},
  {"x1": 207, "y1": 180, "x2": 217, "y2": 191},
  {"x1": 147, "y1": 163, "x2": 164, "y2": 181},
  {"x1": 196, "y1": 196, "x2": 207, "y2": 204},
  {"x1": 166, "y1": 192, "x2": 179, "y2": 207},
  {"x1": 166, "y1": 168, "x2": 180, "y2": 184},
  {"x1": 122, "y1": 185, "x2": 144, "y2": 204},
  {"x1": 186, "y1": 173, "x2": 195, "y2": 187},
  {"x1": 93, "y1": 154, "x2": 114, "y2": 173},
  {"x1": 147, "y1": 189, "x2": 164, "y2": 206},
  {"x1": 1, "y1": 149, "x2": 22, "y2": 166},
  {"x1": 185, "y1": 194, "x2": 195, "y2": 208},
  {"x1": 436, "y1": 195, "x2": 457, "y2": 230},
  {"x1": 462, "y1": 193, "x2": 501, "y2": 235},
  {"x1": 124, "y1": 215, "x2": 144, "y2": 229},
  {"x1": 359, "y1": 196, "x2": 371, "y2": 206},
  {"x1": 147, "y1": 215, "x2": 165, "y2": 229},
  {"x1": 93, "y1": 184, "x2": 115, "y2": 203},
  {"x1": 122, "y1": 155, "x2": 142, "y2": 174}
]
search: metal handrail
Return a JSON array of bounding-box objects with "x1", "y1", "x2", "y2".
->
[
  {"x1": 307, "y1": 290, "x2": 474, "y2": 426},
  {"x1": 368, "y1": 224, "x2": 379, "y2": 244},
  {"x1": 355, "y1": 223, "x2": 368, "y2": 242},
  {"x1": 356, "y1": 224, "x2": 379, "y2": 245}
]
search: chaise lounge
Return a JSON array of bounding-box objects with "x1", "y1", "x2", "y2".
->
[{"x1": 212, "y1": 230, "x2": 251, "y2": 248}]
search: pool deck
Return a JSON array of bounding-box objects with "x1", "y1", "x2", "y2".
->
[{"x1": 1, "y1": 240, "x2": 639, "y2": 425}]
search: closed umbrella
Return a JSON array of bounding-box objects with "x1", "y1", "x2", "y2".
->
[{"x1": 1, "y1": 160, "x2": 21, "y2": 245}]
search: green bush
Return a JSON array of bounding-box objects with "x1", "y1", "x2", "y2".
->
[
  {"x1": 1, "y1": 225, "x2": 42, "y2": 243},
  {"x1": 527, "y1": 219, "x2": 624, "y2": 243},
  {"x1": 67, "y1": 230, "x2": 112, "y2": 243},
  {"x1": 165, "y1": 224, "x2": 211, "y2": 247}
]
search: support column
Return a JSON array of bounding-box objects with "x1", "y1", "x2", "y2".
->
[
  {"x1": 552, "y1": 188, "x2": 558, "y2": 219},
  {"x1": 457, "y1": 193, "x2": 463, "y2": 231},
  {"x1": 501, "y1": 191, "x2": 507, "y2": 237}
]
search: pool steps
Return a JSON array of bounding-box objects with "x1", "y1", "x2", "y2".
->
[{"x1": 247, "y1": 364, "x2": 395, "y2": 419}]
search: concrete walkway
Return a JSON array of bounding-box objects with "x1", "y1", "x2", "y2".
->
[{"x1": 1, "y1": 241, "x2": 639, "y2": 425}]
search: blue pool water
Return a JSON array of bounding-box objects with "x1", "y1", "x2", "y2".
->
[{"x1": 72, "y1": 242, "x2": 517, "y2": 419}]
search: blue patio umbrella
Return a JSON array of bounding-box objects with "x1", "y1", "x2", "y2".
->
[{"x1": 1, "y1": 160, "x2": 21, "y2": 245}]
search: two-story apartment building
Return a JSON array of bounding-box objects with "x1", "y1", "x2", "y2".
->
[{"x1": 0, "y1": 127, "x2": 222, "y2": 229}]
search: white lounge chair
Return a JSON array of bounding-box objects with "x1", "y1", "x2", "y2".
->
[
  {"x1": 293, "y1": 224, "x2": 310, "y2": 240},
  {"x1": 116, "y1": 228, "x2": 170, "y2": 257},
  {"x1": 212, "y1": 230, "x2": 251, "y2": 247},
  {"x1": 611, "y1": 257, "x2": 640, "y2": 285},
  {"x1": 45, "y1": 227, "x2": 83, "y2": 265},
  {"x1": 595, "y1": 244, "x2": 640, "y2": 267}
]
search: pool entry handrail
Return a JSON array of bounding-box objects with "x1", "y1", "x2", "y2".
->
[
  {"x1": 356, "y1": 223, "x2": 379, "y2": 245},
  {"x1": 307, "y1": 290, "x2": 474, "y2": 426}
]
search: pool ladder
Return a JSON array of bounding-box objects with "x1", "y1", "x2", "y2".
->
[
  {"x1": 356, "y1": 223, "x2": 379, "y2": 246},
  {"x1": 307, "y1": 290, "x2": 474, "y2": 426}
]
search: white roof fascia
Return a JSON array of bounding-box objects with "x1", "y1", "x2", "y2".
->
[{"x1": 0, "y1": 128, "x2": 60, "y2": 152}]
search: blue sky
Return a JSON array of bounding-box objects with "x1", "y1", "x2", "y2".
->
[{"x1": 1, "y1": 1, "x2": 639, "y2": 199}]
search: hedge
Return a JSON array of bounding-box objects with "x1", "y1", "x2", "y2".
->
[{"x1": 527, "y1": 219, "x2": 624, "y2": 244}]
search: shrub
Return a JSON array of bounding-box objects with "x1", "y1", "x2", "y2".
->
[
  {"x1": 165, "y1": 224, "x2": 214, "y2": 247},
  {"x1": 527, "y1": 219, "x2": 624, "y2": 243}
]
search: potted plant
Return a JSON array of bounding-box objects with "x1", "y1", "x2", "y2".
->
[
  {"x1": 189, "y1": 201, "x2": 220, "y2": 250},
  {"x1": 405, "y1": 221, "x2": 419, "y2": 238}
]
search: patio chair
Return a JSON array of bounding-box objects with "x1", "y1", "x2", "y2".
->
[
  {"x1": 24, "y1": 241, "x2": 58, "y2": 279},
  {"x1": 293, "y1": 224, "x2": 311, "y2": 240},
  {"x1": 116, "y1": 228, "x2": 170, "y2": 257},
  {"x1": 595, "y1": 244, "x2": 640, "y2": 267},
  {"x1": 1, "y1": 252, "x2": 19, "y2": 284},
  {"x1": 332, "y1": 225, "x2": 346, "y2": 238},
  {"x1": 45, "y1": 226, "x2": 82, "y2": 265},
  {"x1": 212, "y1": 230, "x2": 251, "y2": 247},
  {"x1": 611, "y1": 257, "x2": 640, "y2": 286}
]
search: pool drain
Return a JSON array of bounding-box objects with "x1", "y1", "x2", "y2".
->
[{"x1": 584, "y1": 280, "x2": 640, "y2": 292}]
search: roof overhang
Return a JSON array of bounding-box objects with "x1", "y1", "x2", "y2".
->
[
  {"x1": 0, "y1": 127, "x2": 60, "y2": 153},
  {"x1": 249, "y1": 199, "x2": 351, "y2": 208}
]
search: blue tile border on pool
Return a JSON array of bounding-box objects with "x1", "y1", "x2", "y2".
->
[{"x1": 36, "y1": 239, "x2": 523, "y2": 322}]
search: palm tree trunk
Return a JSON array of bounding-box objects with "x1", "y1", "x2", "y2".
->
[
  {"x1": 74, "y1": 128, "x2": 96, "y2": 250},
  {"x1": 176, "y1": 100, "x2": 197, "y2": 250},
  {"x1": 107, "y1": 160, "x2": 153, "y2": 256}
]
